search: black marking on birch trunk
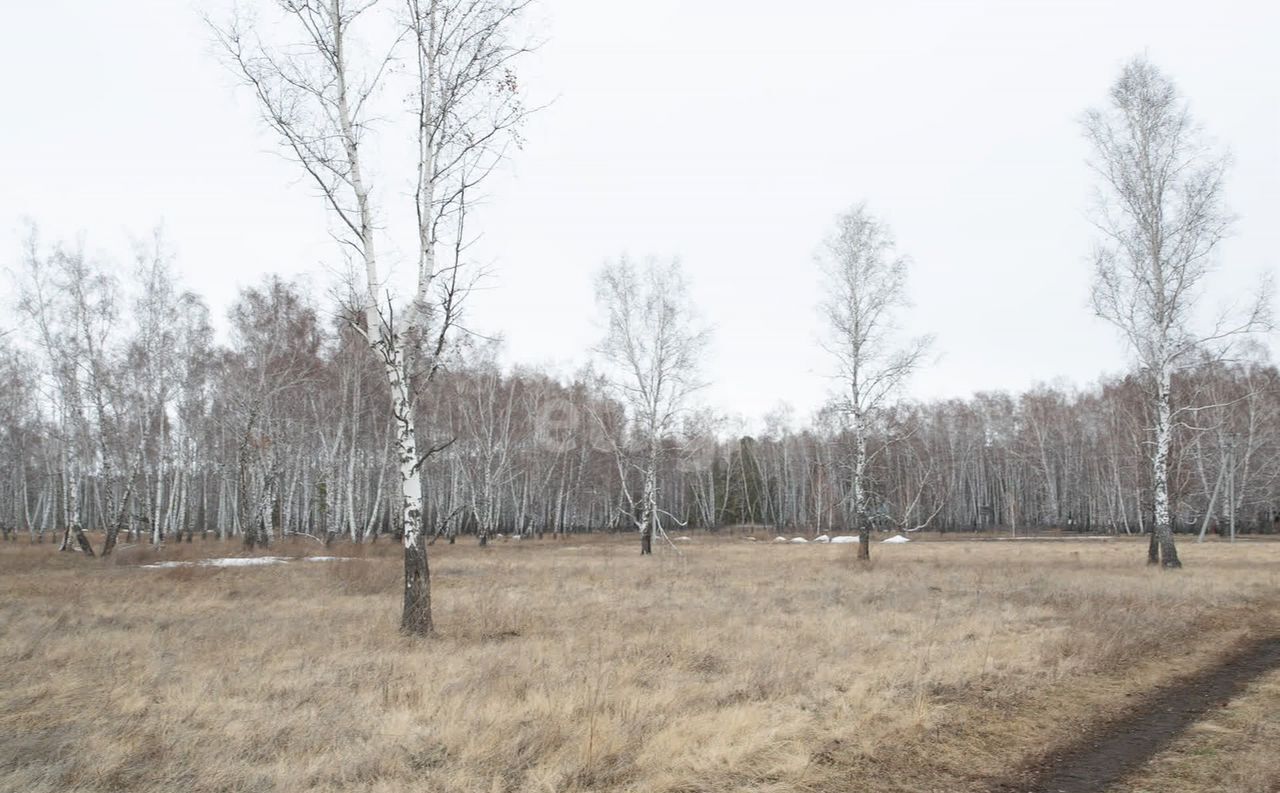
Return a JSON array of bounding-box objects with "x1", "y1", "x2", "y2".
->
[{"x1": 400, "y1": 531, "x2": 432, "y2": 636}]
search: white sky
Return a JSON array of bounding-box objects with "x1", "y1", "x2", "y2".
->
[{"x1": 3, "y1": 0, "x2": 1277, "y2": 426}]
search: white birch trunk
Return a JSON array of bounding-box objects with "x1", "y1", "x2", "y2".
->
[
  {"x1": 853, "y1": 408, "x2": 870, "y2": 560},
  {"x1": 1150, "y1": 365, "x2": 1181, "y2": 567}
]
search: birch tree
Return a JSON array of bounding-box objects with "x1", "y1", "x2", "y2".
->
[
  {"x1": 594, "y1": 257, "x2": 708, "y2": 554},
  {"x1": 0, "y1": 341, "x2": 40, "y2": 544},
  {"x1": 17, "y1": 235, "x2": 109, "y2": 556},
  {"x1": 1084, "y1": 56, "x2": 1271, "y2": 568},
  {"x1": 213, "y1": 0, "x2": 533, "y2": 634},
  {"x1": 456, "y1": 349, "x2": 518, "y2": 546},
  {"x1": 129, "y1": 233, "x2": 206, "y2": 549},
  {"x1": 818, "y1": 204, "x2": 931, "y2": 561},
  {"x1": 225, "y1": 277, "x2": 322, "y2": 548}
]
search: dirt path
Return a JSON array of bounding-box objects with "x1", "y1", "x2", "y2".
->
[{"x1": 1000, "y1": 635, "x2": 1280, "y2": 793}]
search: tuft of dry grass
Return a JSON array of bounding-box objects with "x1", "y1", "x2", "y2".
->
[{"x1": 1, "y1": 535, "x2": 1278, "y2": 793}]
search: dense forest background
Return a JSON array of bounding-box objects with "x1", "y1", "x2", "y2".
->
[{"x1": 4, "y1": 235, "x2": 1277, "y2": 548}]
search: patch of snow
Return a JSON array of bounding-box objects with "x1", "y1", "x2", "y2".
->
[
  {"x1": 830, "y1": 536, "x2": 858, "y2": 544},
  {"x1": 673, "y1": 536, "x2": 692, "y2": 542},
  {"x1": 141, "y1": 557, "x2": 300, "y2": 570},
  {"x1": 201, "y1": 556, "x2": 289, "y2": 567},
  {"x1": 881, "y1": 535, "x2": 911, "y2": 544},
  {"x1": 813, "y1": 534, "x2": 831, "y2": 543},
  {"x1": 773, "y1": 537, "x2": 789, "y2": 543},
  {"x1": 744, "y1": 537, "x2": 758, "y2": 542},
  {"x1": 302, "y1": 556, "x2": 346, "y2": 562},
  {"x1": 790, "y1": 537, "x2": 809, "y2": 544}
]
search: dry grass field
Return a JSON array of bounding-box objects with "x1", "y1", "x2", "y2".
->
[{"x1": 2, "y1": 534, "x2": 1279, "y2": 793}]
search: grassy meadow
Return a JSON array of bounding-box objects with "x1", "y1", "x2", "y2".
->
[{"x1": 2, "y1": 534, "x2": 1278, "y2": 793}]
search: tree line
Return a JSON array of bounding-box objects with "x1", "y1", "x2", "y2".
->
[{"x1": 3, "y1": 245, "x2": 1277, "y2": 553}]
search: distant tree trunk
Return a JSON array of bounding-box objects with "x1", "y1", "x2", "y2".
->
[
  {"x1": 217, "y1": 469, "x2": 230, "y2": 541},
  {"x1": 101, "y1": 445, "x2": 143, "y2": 557},
  {"x1": 346, "y1": 390, "x2": 361, "y2": 542},
  {"x1": 639, "y1": 443, "x2": 657, "y2": 555},
  {"x1": 1151, "y1": 370, "x2": 1180, "y2": 568},
  {"x1": 62, "y1": 459, "x2": 94, "y2": 557},
  {"x1": 239, "y1": 412, "x2": 258, "y2": 550},
  {"x1": 854, "y1": 409, "x2": 870, "y2": 561},
  {"x1": 152, "y1": 442, "x2": 166, "y2": 546}
]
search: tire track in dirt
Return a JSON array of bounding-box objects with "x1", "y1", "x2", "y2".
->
[{"x1": 998, "y1": 635, "x2": 1280, "y2": 793}]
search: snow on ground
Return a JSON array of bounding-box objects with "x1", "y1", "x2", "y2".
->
[
  {"x1": 673, "y1": 536, "x2": 692, "y2": 542},
  {"x1": 813, "y1": 534, "x2": 831, "y2": 543},
  {"x1": 830, "y1": 536, "x2": 858, "y2": 544},
  {"x1": 773, "y1": 537, "x2": 789, "y2": 543},
  {"x1": 790, "y1": 537, "x2": 809, "y2": 544},
  {"x1": 141, "y1": 556, "x2": 350, "y2": 569},
  {"x1": 881, "y1": 535, "x2": 910, "y2": 544},
  {"x1": 142, "y1": 556, "x2": 287, "y2": 569}
]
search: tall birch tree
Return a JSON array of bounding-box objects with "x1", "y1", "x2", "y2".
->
[
  {"x1": 818, "y1": 204, "x2": 931, "y2": 562},
  {"x1": 213, "y1": 0, "x2": 533, "y2": 633},
  {"x1": 1084, "y1": 56, "x2": 1271, "y2": 568},
  {"x1": 594, "y1": 257, "x2": 708, "y2": 554}
]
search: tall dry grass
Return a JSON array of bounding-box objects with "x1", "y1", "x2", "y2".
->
[{"x1": 1, "y1": 535, "x2": 1278, "y2": 792}]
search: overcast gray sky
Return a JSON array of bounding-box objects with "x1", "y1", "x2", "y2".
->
[{"x1": 4, "y1": 0, "x2": 1277, "y2": 425}]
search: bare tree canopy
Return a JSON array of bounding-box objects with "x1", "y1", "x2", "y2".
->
[
  {"x1": 594, "y1": 256, "x2": 709, "y2": 555},
  {"x1": 1084, "y1": 55, "x2": 1272, "y2": 568}
]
